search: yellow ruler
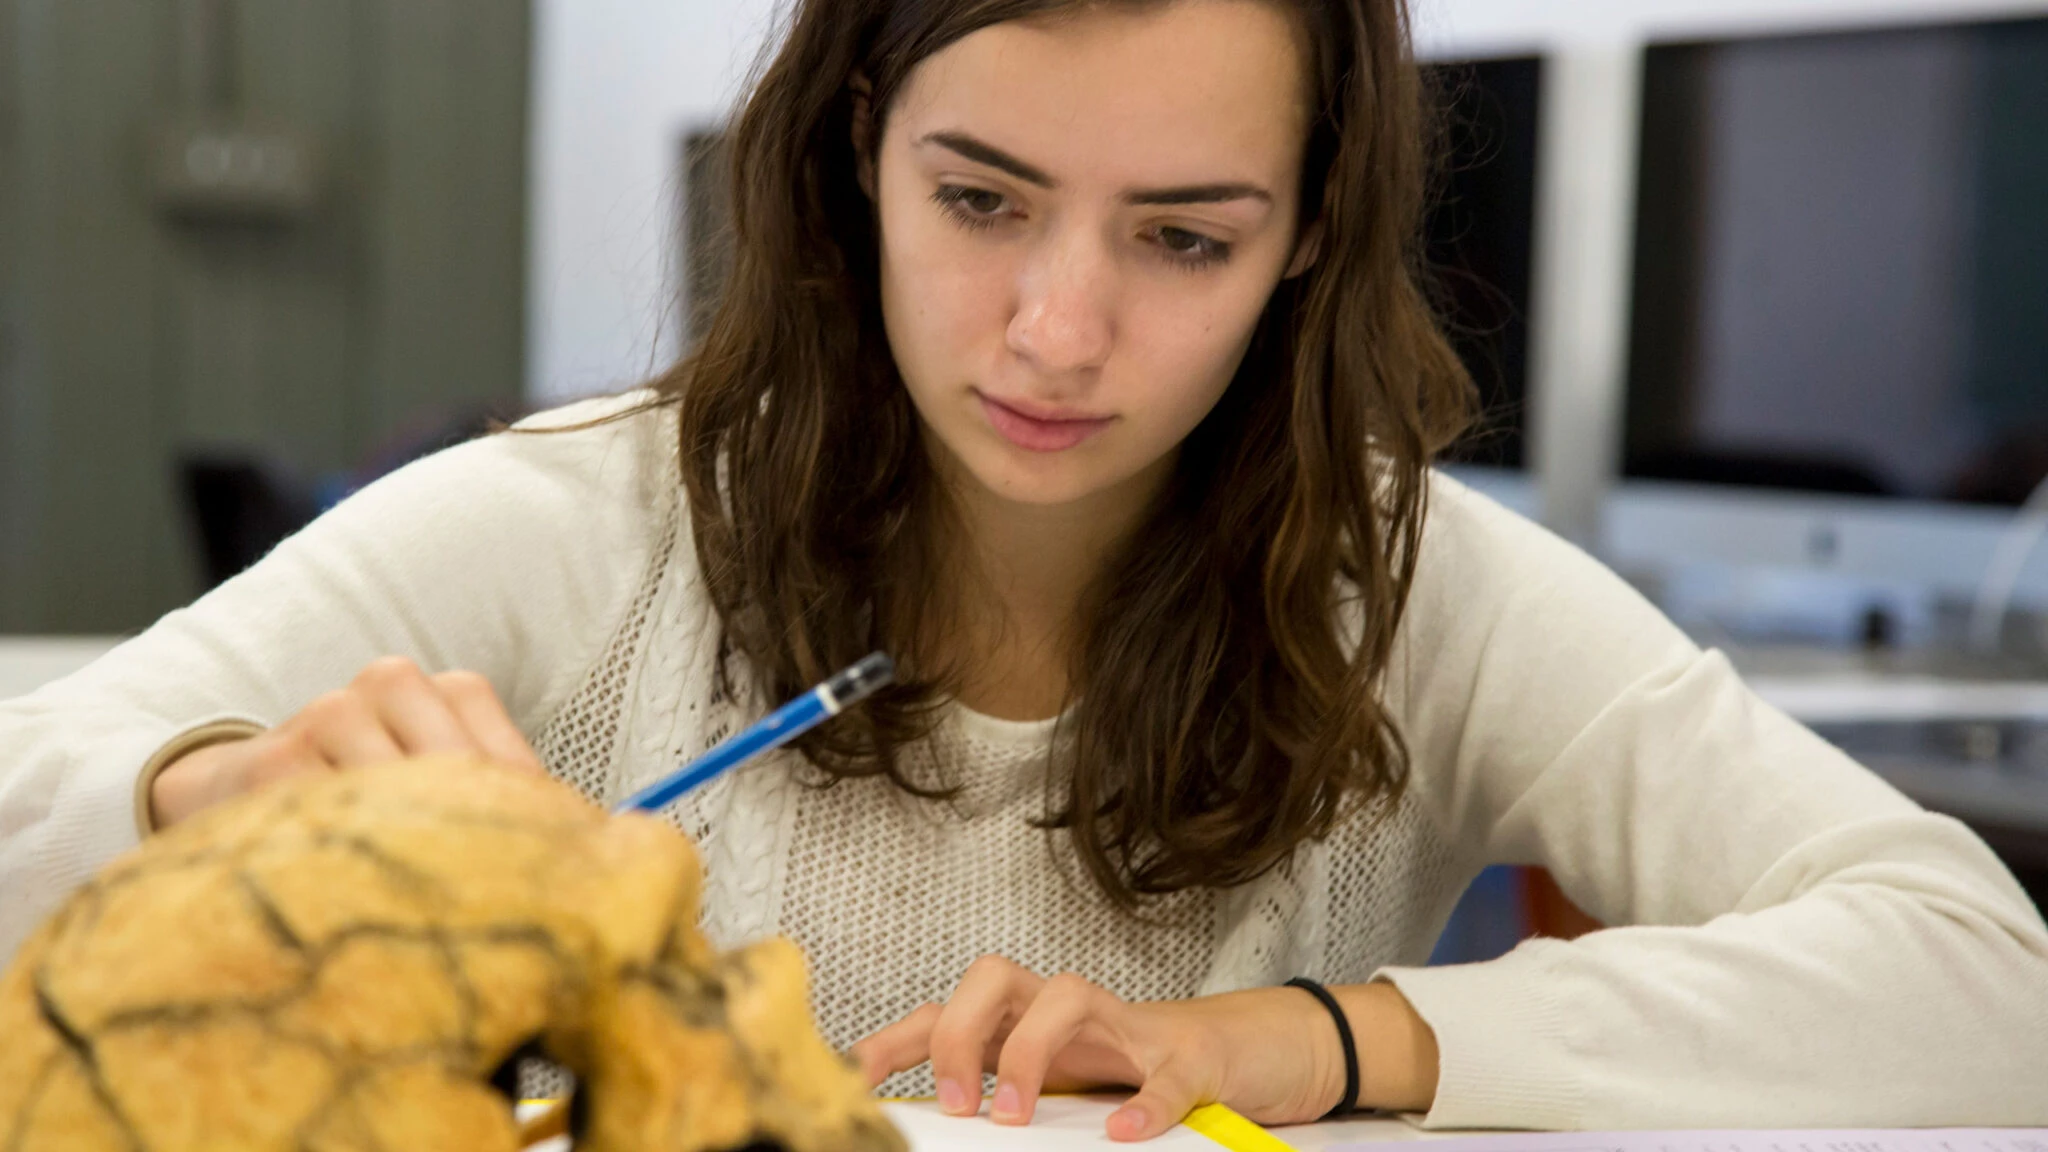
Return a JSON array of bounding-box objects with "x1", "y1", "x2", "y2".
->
[{"x1": 1183, "y1": 1103, "x2": 1301, "y2": 1152}]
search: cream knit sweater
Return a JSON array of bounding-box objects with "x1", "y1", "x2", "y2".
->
[{"x1": 3, "y1": 394, "x2": 2045, "y2": 1127}]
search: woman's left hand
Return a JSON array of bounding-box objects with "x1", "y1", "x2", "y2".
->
[{"x1": 848, "y1": 955, "x2": 1349, "y2": 1141}]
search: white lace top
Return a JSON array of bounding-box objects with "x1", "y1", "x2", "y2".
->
[{"x1": 5, "y1": 393, "x2": 2045, "y2": 1127}]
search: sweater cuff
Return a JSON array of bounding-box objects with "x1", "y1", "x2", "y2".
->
[
  {"x1": 1373, "y1": 940, "x2": 1585, "y2": 1130},
  {"x1": 132, "y1": 718, "x2": 269, "y2": 837},
  {"x1": 34, "y1": 725, "x2": 187, "y2": 904}
]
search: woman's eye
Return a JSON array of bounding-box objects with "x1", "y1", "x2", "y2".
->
[
  {"x1": 932, "y1": 185, "x2": 1010, "y2": 230},
  {"x1": 1151, "y1": 226, "x2": 1232, "y2": 269}
]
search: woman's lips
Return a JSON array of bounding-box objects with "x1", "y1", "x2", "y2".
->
[{"x1": 975, "y1": 391, "x2": 1116, "y2": 453}]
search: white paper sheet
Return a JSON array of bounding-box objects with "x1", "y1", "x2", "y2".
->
[
  {"x1": 884, "y1": 1096, "x2": 1235, "y2": 1152},
  {"x1": 517, "y1": 1095, "x2": 1234, "y2": 1152},
  {"x1": 1330, "y1": 1130, "x2": 2048, "y2": 1152}
]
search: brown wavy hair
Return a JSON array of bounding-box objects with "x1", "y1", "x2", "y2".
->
[{"x1": 657, "y1": 0, "x2": 1476, "y2": 907}]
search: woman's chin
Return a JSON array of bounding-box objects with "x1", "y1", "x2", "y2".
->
[{"x1": 955, "y1": 451, "x2": 1122, "y2": 510}]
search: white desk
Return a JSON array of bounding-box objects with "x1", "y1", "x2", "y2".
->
[
  {"x1": 1746, "y1": 673, "x2": 2048, "y2": 725},
  {"x1": 1743, "y1": 672, "x2": 2048, "y2": 845},
  {"x1": 0, "y1": 636, "x2": 122, "y2": 700}
]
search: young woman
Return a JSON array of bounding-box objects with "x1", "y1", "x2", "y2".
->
[{"x1": 3, "y1": 0, "x2": 2044, "y2": 1136}]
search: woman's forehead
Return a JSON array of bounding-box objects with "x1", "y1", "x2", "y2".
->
[{"x1": 886, "y1": 0, "x2": 1311, "y2": 191}]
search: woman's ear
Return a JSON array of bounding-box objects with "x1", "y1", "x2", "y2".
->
[
  {"x1": 1284, "y1": 217, "x2": 1325, "y2": 279},
  {"x1": 850, "y1": 72, "x2": 877, "y2": 200}
]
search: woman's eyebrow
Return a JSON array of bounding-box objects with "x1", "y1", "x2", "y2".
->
[
  {"x1": 1124, "y1": 183, "x2": 1271, "y2": 207},
  {"x1": 921, "y1": 131, "x2": 1056, "y2": 187},
  {"x1": 917, "y1": 130, "x2": 1273, "y2": 206}
]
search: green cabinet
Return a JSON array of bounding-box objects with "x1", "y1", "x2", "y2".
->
[{"x1": 1, "y1": 0, "x2": 530, "y2": 632}]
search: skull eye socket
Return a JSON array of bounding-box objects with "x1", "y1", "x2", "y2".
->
[
  {"x1": 487, "y1": 1037, "x2": 549, "y2": 1104},
  {"x1": 723, "y1": 1141, "x2": 789, "y2": 1152},
  {"x1": 490, "y1": 1037, "x2": 585, "y2": 1146}
]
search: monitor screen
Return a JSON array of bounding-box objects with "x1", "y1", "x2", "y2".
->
[
  {"x1": 1425, "y1": 56, "x2": 1542, "y2": 471},
  {"x1": 1625, "y1": 18, "x2": 2048, "y2": 507}
]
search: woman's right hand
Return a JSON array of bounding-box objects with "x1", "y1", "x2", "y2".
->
[{"x1": 148, "y1": 656, "x2": 547, "y2": 830}]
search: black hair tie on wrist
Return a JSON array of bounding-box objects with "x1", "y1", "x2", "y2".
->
[{"x1": 1285, "y1": 977, "x2": 1360, "y2": 1120}]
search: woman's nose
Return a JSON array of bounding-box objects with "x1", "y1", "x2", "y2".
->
[{"x1": 1006, "y1": 232, "x2": 1116, "y2": 375}]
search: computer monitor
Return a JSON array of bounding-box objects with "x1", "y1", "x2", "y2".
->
[
  {"x1": 1614, "y1": 16, "x2": 2048, "y2": 612},
  {"x1": 1422, "y1": 56, "x2": 1542, "y2": 475}
]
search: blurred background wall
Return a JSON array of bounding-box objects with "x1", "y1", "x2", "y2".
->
[{"x1": 1, "y1": 0, "x2": 530, "y2": 633}]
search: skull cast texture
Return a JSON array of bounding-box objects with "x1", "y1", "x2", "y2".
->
[{"x1": 0, "y1": 758, "x2": 908, "y2": 1152}]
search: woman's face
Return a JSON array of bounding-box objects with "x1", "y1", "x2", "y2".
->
[{"x1": 869, "y1": 0, "x2": 1316, "y2": 512}]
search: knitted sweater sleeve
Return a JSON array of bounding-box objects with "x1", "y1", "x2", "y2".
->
[
  {"x1": 0, "y1": 394, "x2": 669, "y2": 961},
  {"x1": 1374, "y1": 473, "x2": 2048, "y2": 1129}
]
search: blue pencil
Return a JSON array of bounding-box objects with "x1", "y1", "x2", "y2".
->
[{"x1": 613, "y1": 652, "x2": 896, "y2": 813}]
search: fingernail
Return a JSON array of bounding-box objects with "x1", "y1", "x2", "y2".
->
[
  {"x1": 991, "y1": 1083, "x2": 1022, "y2": 1122},
  {"x1": 1109, "y1": 1106, "x2": 1149, "y2": 1139},
  {"x1": 937, "y1": 1078, "x2": 971, "y2": 1115}
]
